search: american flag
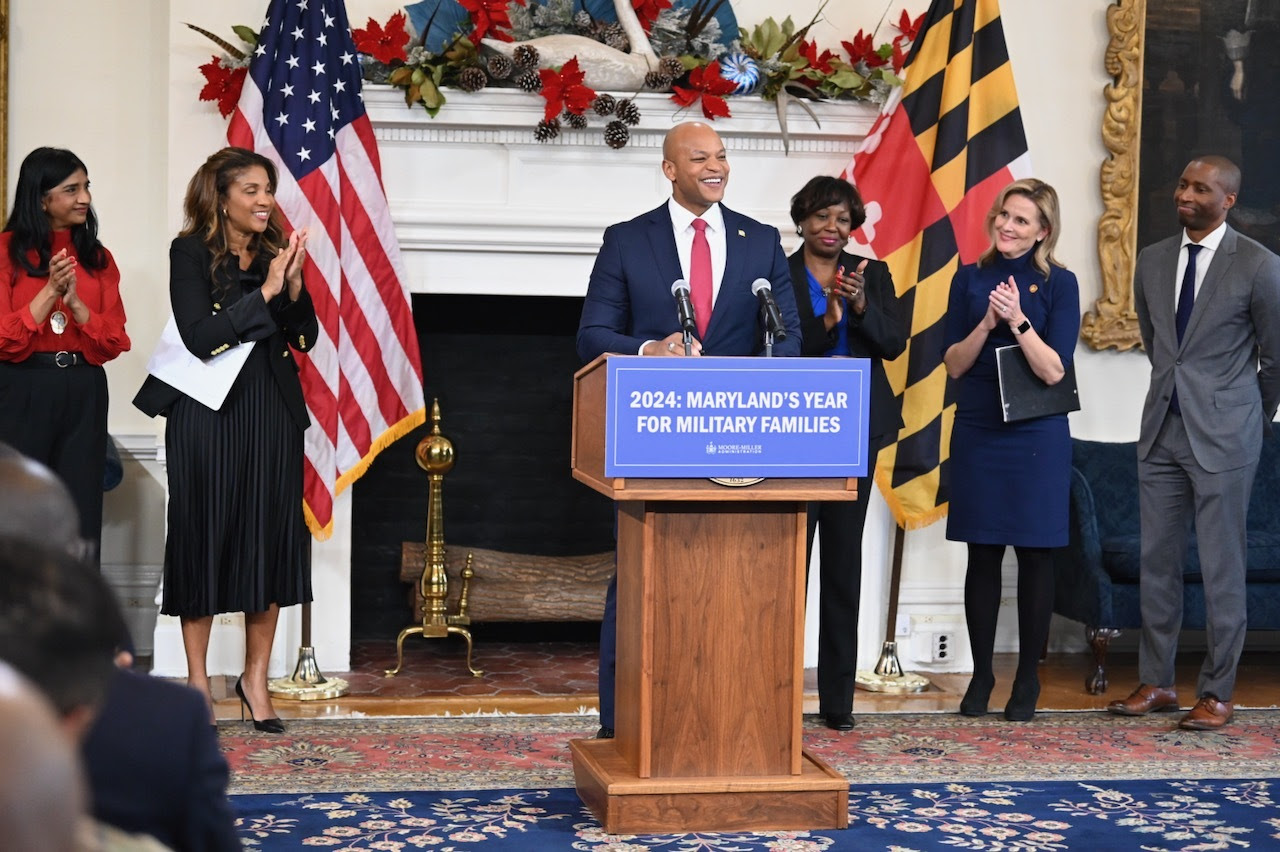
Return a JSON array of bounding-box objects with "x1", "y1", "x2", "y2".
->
[{"x1": 229, "y1": 0, "x2": 426, "y2": 539}]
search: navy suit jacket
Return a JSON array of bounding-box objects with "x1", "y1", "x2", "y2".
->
[
  {"x1": 81, "y1": 669, "x2": 240, "y2": 852},
  {"x1": 577, "y1": 202, "x2": 802, "y2": 360}
]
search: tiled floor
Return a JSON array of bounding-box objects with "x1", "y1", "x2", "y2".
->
[{"x1": 208, "y1": 639, "x2": 1280, "y2": 721}]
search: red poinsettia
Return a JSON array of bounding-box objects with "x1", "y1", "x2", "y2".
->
[
  {"x1": 892, "y1": 9, "x2": 925, "y2": 44},
  {"x1": 538, "y1": 57, "x2": 597, "y2": 122},
  {"x1": 891, "y1": 39, "x2": 909, "y2": 73},
  {"x1": 352, "y1": 11, "x2": 410, "y2": 64},
  {"x1": 198, "y1": 57, "x2": 248, "y2": 118},
  {"x1": 670, "y1": 61, "x2": 736, "y2": 121},
  {"x1": 632, "y1": 0, "x2": 673, "y2": 33},
  {"x1": 460, "y1": 0, "x2": 527, "y2": 44},
  {"x1": 841, "y1": 30, "x2": 887, "y2": 68},
  {"x1": 798, "y1": 38, "x2": 837, "y2": 75}
]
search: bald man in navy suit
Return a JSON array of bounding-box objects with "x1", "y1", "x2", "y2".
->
[{"x1": 577, "y1": 121, "x2": 802, "y2": 738}]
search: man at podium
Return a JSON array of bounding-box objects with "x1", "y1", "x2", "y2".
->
[{"x1": 576, "y1": 120, "x2": 802, "y2": 738}]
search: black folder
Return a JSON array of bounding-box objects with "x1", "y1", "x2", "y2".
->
[{"x1": 996, "y1": 344, "x2": 1080, "y2": 423}]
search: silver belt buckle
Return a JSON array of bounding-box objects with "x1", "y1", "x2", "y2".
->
[{"x1": 54, "y1": 351, "x2": 74, "y2": 368}]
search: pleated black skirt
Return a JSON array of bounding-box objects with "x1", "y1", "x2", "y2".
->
[{"x1": 161, "y1": 343, "x2": 312, "y2": 617}]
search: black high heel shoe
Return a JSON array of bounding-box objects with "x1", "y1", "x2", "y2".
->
[
  {"x1": 1003, "y1": 677, "x2": 1041, "y2": 722},
  {"x1": 234, "y1": 676, "x2": 285, "y2": 734},
  {"x1": 959, "y1": 675, "x2": 995, "y2": 717}
]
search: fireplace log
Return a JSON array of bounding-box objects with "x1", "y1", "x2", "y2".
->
[{"x1": 400, "y1": 543, "x2": 612, "y2": 622}]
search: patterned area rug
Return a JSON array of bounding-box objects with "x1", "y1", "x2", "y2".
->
[{"x1": 224, "y1": 712, "x2": 1280, "y2": 849}]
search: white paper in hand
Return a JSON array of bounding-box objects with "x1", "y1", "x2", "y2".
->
[{"x1": 146, "y1": 314, "x2": 256, "y2": 411}]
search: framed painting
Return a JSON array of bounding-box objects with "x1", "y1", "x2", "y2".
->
[{"x1": 1083, "y1": 0, "x2": 1280, "y2": 351}]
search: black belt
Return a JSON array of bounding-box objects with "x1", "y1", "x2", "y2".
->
[{"x1": 10, "y1": 351, "x2": 89, "y2": 368}]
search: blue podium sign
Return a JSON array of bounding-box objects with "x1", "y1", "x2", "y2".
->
[{"x1": 603, "y1": 356, "x2": 871, "y2": 478}]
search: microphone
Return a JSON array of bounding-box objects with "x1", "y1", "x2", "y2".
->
[
  {"x1": 750, "y1": 278, "x2": 787, "y2": 341},
  {"x1": 671, "y1": 278, "x2": 698, "y2": 335}
]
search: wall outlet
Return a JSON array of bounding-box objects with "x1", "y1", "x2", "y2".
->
[
  {"x1": 930, "y1": 632, "x2": 952, "y2": 662},
  {"x1": 895, "y1": 614, "x2": 910, "y2": 637}
]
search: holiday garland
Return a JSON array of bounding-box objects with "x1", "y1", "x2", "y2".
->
[{"x1": 193, "y1": 3, "x2": 922, "y2": 149}]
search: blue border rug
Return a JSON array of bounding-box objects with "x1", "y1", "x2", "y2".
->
[{"x1": 235, "y1": 778, "x2": 1280, "y2": 849}]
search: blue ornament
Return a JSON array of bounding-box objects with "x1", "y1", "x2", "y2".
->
[{"x1": 719, "y1": 52, "x2": 761, "y2": 96}]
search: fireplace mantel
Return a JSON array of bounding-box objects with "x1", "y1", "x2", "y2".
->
[
  {"x1": 365, "y1": 87, "x2": 878, "y2": 296},
  {"x1": 152, "y1": 88, "x2": 877, "y2": 678}
]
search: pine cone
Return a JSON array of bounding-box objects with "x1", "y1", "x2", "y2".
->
[
  {"x1": 534, "y1": 118, "x2": 561, "y2": 143},
  {"x1": 563, "y1": 110, "x2": 589, "y2": 130},
  {"x1": 600, "y1": 24, "x2": 629, "y2": 52},
  {"x1": 644, "y1": 71, "x2": 673, "y2": 91},
  {"x1": 603, "y1": 120, "x2": 629, "y2": 149},
  {"x1": 457, "y1": 66, "x2": 488, "y2": 93},
  {"x1": 661, "y1": 56, "x2": 685, "y2": 79},
  {"x1": 513, "y1": 45, "x2": 539, "y2": 72},
  {"x1": 592, "y1": 94, "x2": 617, "y2": 116},
  {"x1": 573, "y1": 10, "x2": 594, "y2": 31},
  {"x1": 486, "y1": 54, "x2": 514, "y2": 80},
  {"x1": 615, "y1": 98, "x2": 641, "y2": 127},
  {"x1": 516, "y1": 71, "x2": 543, "y2": 93}
]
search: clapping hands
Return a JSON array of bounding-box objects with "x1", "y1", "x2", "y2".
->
[
  {"x1": 988, "y1": 276, "x2": 1024, "y2": 327},
  {"x1": 263, "y1": 229, "x2": 309, "y2": 302}
]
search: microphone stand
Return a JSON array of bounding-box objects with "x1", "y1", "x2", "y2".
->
[
  {"x1": 683, "y1": 329, "x2": 693, "y2": 357},
  {"x1": 763, "y1": 328, "x2": 774, "y2": 358}
]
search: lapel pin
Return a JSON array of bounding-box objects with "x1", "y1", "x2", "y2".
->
[
  {"x1": 1029, "y1": 284, "x2": 1038, "y2": 293},
  {"x1": 738, "y1": 229, "x2": 746, "y2": 237}
]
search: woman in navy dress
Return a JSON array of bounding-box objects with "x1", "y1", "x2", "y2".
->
[{"x1": 943, "y1": 179, "x2": 1080, "y2": 722}]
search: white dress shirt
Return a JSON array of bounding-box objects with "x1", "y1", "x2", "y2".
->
[
  {"x1": 667, "y1": 197, "x2": 727, "y2": 306},
  {"x1": 1176, "y1": 220, "x2": 1228, "y2": 308}
]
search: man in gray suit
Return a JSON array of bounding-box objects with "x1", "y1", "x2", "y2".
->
[{"x1": 1108, "y1": 155, "x2": 1280, "y2": 730}]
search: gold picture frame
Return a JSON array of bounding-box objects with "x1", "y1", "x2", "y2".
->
[{"x1": 1083, "y1": 0, "x2": 1145, "y2": 352}]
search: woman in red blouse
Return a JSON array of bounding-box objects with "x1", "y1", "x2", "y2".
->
[{"x1": 0, "y1": 148, "x2": 130, "y2": 558}]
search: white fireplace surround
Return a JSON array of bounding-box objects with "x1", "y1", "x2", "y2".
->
[{"x1": 151, "y1": 86, "x2": 882, "y2": 678}]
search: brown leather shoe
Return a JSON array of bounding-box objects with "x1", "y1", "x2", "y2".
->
[
  {"x1": 1178, "y1": 695, "x2": 1234, "y2": 731},
  {"x1": 1106, "y1": 684, "x2": 1180, "y2": 716}
]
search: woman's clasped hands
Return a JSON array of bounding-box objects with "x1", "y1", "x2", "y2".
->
[
  {"x1": 263, "y1": 228, "x2": 309, "y2": 302},
  {"x1": 985, "y1": 276, "x2": 1024, "y2": 330}
]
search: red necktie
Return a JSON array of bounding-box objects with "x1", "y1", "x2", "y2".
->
[{"x1": 690, "y1": 218, "x2": 712, "y2": 339}]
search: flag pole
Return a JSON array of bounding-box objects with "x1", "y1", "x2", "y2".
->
[
  {"x1": 269, "y1": 603, "x2": 350, "y2": 700},
  {"x1": 856, "y1": 524, "x2": 930, "y2": 693}
]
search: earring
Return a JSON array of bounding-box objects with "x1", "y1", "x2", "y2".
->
[{"x1": 795, "y1": 225, "x2": 803, "y2": 236}]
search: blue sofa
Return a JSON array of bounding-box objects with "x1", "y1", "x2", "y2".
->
[{"x1": 1053, "y1": 423, "x2": 1280, "y2": 694}]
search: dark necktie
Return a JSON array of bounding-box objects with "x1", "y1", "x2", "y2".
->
[
  {"x1": 690, "y1": 219, "x2": 712, "y2": 339},
  {"x1": 1176, "y1": 243, "x2": 1202, "y2": 344},
  {"x1": 1171, "y1": 243, "x2": 1202, "y2": 414}
]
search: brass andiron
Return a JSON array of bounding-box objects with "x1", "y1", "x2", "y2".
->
[{"x1": 385, "y1": 399, "x2": 483, "y2": 678}]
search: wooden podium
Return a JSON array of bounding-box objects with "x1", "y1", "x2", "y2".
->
[{"x1": 569, "y1": 355, "x2": 856, "y2": 833}]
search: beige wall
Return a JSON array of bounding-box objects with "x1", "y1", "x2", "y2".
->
[
  {"x1": 7, "y1": 0, "x2": 1133, "y2": 440},
  {"x1": 7, "y1": 0, "x2": 1137, "y2": 664}
]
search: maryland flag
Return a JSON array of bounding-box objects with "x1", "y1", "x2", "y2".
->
[{"x1": 842, "y1": 0, "x2": 1030, "y2": 529}]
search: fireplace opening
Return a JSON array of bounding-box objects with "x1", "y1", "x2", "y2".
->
[{"x1": 351, "y1": 293, "x2": 616, "y2": 641}]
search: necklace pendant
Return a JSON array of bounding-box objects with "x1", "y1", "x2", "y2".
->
[{"x1": 50, "y1": 310, "x2": 68, "y2": 334}]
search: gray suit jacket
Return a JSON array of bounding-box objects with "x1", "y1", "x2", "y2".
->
[{"x1": 1134, "y1": 225, "x2": 1280, "y2": 472}]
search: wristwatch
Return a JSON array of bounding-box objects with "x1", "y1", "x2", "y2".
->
[{"x1": 1013, "y1": 318, "x2": 1032, "y2": 335}]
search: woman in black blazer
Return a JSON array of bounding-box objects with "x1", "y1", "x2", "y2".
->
[
  {"x1": 135, "y1": 147, "x2": 317, "y2": 733},
  {"x1": 788, "y1": 175, "x2": 907, "y2": 730}
]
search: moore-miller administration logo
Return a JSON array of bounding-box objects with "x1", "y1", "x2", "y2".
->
[{"x1": 705, "y1": 441, "x2": 717, "y2": 454}]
